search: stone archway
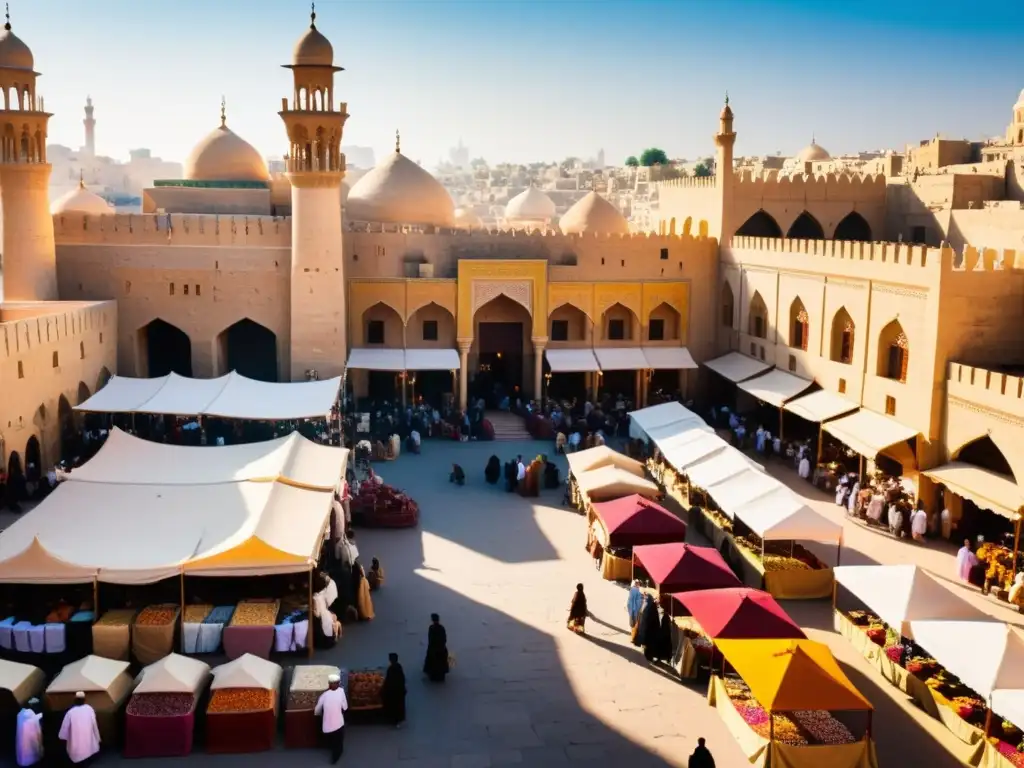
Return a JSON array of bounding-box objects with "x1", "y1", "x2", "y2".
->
[
  {"x1": 834, "y1": 212, "x2": 872, "y2": 241},
  {"x1": 406, "y1": 302, "x2": 458, "y2": 406},
  {"x1": 472, "y1": 294, "x2": 534, "y2": 407},
  {"x1": 217, "y1": 318, "x2": 279, "y2": 382},
  {"x1": 138, "y1": 319, "x2": 193, "y2": 377},
  {"x1": 786, "y1": 211, "x2": 825, "y2": 240},
  {"x1": 735, "y1": 210, "x2": 782, "y2": 238}
]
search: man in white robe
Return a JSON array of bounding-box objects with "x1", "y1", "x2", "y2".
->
[
  {"x1": 59, "y1": 692, "x2": 100, "y2": 765},
  {"x1": 15, "y1": 698, "x2": 43, "y2": 767}
]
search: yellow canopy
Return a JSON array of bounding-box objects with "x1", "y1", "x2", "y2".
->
[{"x1": 715, "y1": 639, "x2": 872, "y2": 712}]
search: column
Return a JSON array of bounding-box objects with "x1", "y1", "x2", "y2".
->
[
  {"x1": 458, "y1": 340, "x2": 472, "y2": 411},
  {"x1": 634, "y1": 370, "x2": 642, "y2": 407},
  {"x1": 532, "y1": 339, "x2": 546, "y2": 401}
]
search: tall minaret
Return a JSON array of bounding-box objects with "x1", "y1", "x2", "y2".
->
[
  {"x1": 0, "y1": 5, "x2": 57, "y2": 302},
  {"x1": 714, "y1": 93, "x2": 737, "y2": 243},
  {"x1": 279, "y1": 3, "x2": 349, "y2": 380},
  {"x1": 83, "y1": 95, "x2": 95, "y2": 156}
]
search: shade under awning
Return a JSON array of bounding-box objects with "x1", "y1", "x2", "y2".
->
[
  {"x1": 702, "y1": 352, "x2": 772, "y2": 383},
  {"x1": 923, "y1": 463, "x2": 1024, "y2": 521},
  {"x1": 784, "y1": 390, "x2": 859, "y2": 423},
  {"x1": 823, "y1": 409, "x2": 919, "y2": 459},
  {"x1": 545, "y1": 348, "x2": 600, "y2": 373},
  {"x1": 594, "y1": 347, "x2": 648, "y2": 371},
  {"x1": 346, "y1": 348, "x2": 406, "y2": 371},
  {"x1": 737, "y1": 369, "x2": 813, "y2": 407},
  {"x1": 642, "y1": 347, "x2": 697, "y2": 370},
  {"x1": 404, "y1": 348, "x2": 460, "y2": 371}
]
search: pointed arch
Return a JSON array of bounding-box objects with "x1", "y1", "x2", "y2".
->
[
  {"x1": 96, "y1": 366, "x2": 112, "y2": 393},
  {"x1": 748, "y1": 291, "x2": 768, "y2": 339},
  {"x1": 362, "y1": 301, "x2": 404, "y2": 347},
  {"x1": 789, "y1": 297, "x2": 809, "y2": 350},
  {"x1": 549, "y1": 302, "x2": 589, "y2": 342},
  {"x1": 786, "y1": 211, "x2": 825, "y2": 240},
  {"x1": 833, "y1": 211, "x2": 872, "y2": 241},
  {"x1": 138, "y1": 319, "x2": 192, "y2": 378},
  {"x1": 406, "y1": 301, "x2": 456, "y2": 348},
  {"x1": 735, "y1": 210, "x2": 782, "y2": 238},
  {"x1": 876, "y1": 319, "x2": 909, "y2": 382},
  {"x1": 217, "y1": 318, "x2": 279, "y2": 382},
  {"x1": 953, "y1": 435, "x2": 1016, "y2": 481},
  {"x1": 648, "y1": 301, "x2": 681, "y2": 341},
  {"x1": 829, "y1": 307, "x2": 855, "y2": 364},
  {"x1": 720, "y1": 283, "x2": 735, "y2": 328},
  {"x1": 601, "y1": 302, "x2": 639, "y2": 341},
  {"x1": 24, "y1": 436, "x2": 41, "y2": 477}
]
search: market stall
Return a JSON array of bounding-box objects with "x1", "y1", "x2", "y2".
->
[
  {"x1": 710, "y1": 639, "x2": 876, "y2": 768},
  {"x1": 632, "y1": 543, "x2": 741, "y2": 594},
  {"x1": 821, "y1": 408, "x2": 919, "y2": 491},
  {"x1": 285, "y1": 665, "x2": 344, "y2": 748},
  {"x1": 92, "y1": 609, "x2": 136, "y2": 662},
  {"x1": 350, "y1": 481, "x2": 420, "y2": 528},
  {"x1": 206, "y1": 654, "x2": 282, "y2": 754},
  {"x1": 222, "y1": 601, "x2": 280, "y2": 661},
  {"x1": 565, "y1": 445, "x2": 646, "y2": 478},
  {"x1": 735, "y1": 368, "x2": 813, "y2": 441},
  {"x1": 123, "y1": 653, "x2": 211, "y2": 758},
  {"x1": 0, "y1": 660, "x2": 44, "y2": 752},
  {"x1": 132, "y1": 604, "x2": 180, "y2": 665},
  {"x1": 587, "y1": 495, "x2": 687, "y2": 581},
  {"x1": 45, "y1": 655, "x2": 134, "y2": 747},
  {"x1": 573, "y1": 466, "x2": 660, "y2": 509},
  {"x1": 347, "y1": 668, "x2": 385, "y2": 713}
]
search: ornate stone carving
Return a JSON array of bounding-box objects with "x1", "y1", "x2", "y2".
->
[
  {"x1": 472, "y1": 279, "x2": 532, "y2": 316},
  {"x1": 948, "y1": 396, "x2": 1024, "y2": 428},
  {"x1": 872, "y1": 284, "x2": 927, "y2": 300}
]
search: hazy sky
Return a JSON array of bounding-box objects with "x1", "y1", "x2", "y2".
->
[{"x1": 14, "y1": 0, "x2": 1024, "y2": 167}]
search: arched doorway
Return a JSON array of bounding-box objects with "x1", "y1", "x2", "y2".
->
[
  {"x1": 947, "y1": 436, "x2": 1018, "y2": 545},
  {"x1": 218, "y1": 319, "x2": 279, "y2": 382},
  {"x1": 473, "y1": 294, "x2": 533, "y2": 407},
  {"x1": 139, "y1": 319, "x2": 193, "y2": 377},
  {"x1": 96, "y1": 367, "x2": 112, "y2": 392},
  {"x1": 361, "y1": 302, "x2": 405, "y2": 404},
  {"x1": 600, "y1": 302, "x2": 640, "y2": 398},
  {"x1": 547, "y1": 303, "x2": 591, "y2": 401},
  {"x1": 833, "y1": 212, "x2": 872, "y2": 241},
  {"x1": 58, "y1": 395, "x2": 75, "y2": 463},
  {"x1": 829, "y1": 307, "x2": 855, "y2": 364},
  {"x1": 956, "y1": 436, "x2": 1014, "y2": 478},
  {"x1": 406, "y1": 302, "x2": 457, "y2": 407},
  {"x1": 4, "y1": 450, "x2": 22, "y2": 508},
  {"x1": 735, "y1": 210, "x2": 782, "y2": 238},
  {"x1": 24, "y1": 436, "x2": 41, "y2": 485},
  {"x1": 786, "y1": 212, "x2": 824, "y2": 240}
]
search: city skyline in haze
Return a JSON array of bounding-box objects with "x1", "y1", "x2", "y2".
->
[{"x1": 16, "y1": 0, "x2": 1024, "y2": 168}]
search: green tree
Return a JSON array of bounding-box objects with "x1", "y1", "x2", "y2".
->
[
  {"x1": 640, "y1": 147, "x2": 669, "y2": 167},
  {"x1": 693, "y1": 163, "x2": 712, "y2": 177},
  {"x1": 625, "y1": 155, "x2": 639, "y2": 167}
]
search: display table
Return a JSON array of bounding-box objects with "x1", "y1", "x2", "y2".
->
[
  {"x1": 133, "y1": 605, "x2": 179, "y2": 665},
  {"x1": 347, "y1": 668, "x2": 384, "y2": 711},
  {"x1": 123, "y1": 693, "x2": 197, "y2": 758},
  {"x1": 222, "y1": 602, "x2": 278, "y2": 660},
  {"x1": 92, "y1": 610, "x2": 136, "y2": 661},
  {"x1": 181, "y1": 605, "x2": 213, "y2": 654},
  {"x1": 284, "y1": 665, "x2": 345, "y2": 748},
  {"x1": 206, "y1": 688, "x2": 277, "y2": 753},
  {"x1": 600, "y1": 551, "x2": 633, "y2": 582}
]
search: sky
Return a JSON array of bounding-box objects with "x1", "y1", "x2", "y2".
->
[{"x1": 13, "y1": 0, "x2": 1024, "y2": 168}]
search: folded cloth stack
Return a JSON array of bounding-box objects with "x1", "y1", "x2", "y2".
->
[
  {"x1": 0, "y1": 617, "x2": 14, "y2": 650},
  {"x1": 197, "y1": 606, "x2": 235, "y2": 654}
]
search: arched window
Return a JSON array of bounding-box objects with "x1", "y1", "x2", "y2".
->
[
  {"x1": 876, "y1": 320, "x2": 909, "y2": 383},
  {"x1": 748, "y1": 291, "x2": 768, "y2": 339},
  {"x1": 829, "y1": 308, "x2": 855, "y2": 364},
  {"x1": 735, "y1": 210, "x2": 782, "y2": 238},
  {"x1": 789, "y1": 298, "x2": 809, "y2": 350},
  {"x1": 720, "y1": 283, "x2": 734, "y2": 328},
  {"x1": 833, "y1": 212, "x2": 872, "y2": 242},
  {"x1": 786, "y1": 212, "x2": 824, "y2": 240}
]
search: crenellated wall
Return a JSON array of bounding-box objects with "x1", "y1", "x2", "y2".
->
[
  {"x1": 53, "y1": 212, "x2": 292, "y2": 247},
  {"x1": 944, "y1": 363, "x2": 1024, "y2": 482}
]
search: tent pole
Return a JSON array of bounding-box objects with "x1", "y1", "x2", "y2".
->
[
  {"x1": 832, "y1": 579, "x2": 837, "y2": 611},
  {"x1": 92, "y1": 577, "x2": 98, "y2": 620},
  {"x1": 985, "y1": 707, "x2": 993, "y2": 737},
  {"x1": 778, "y1": 405, "x2": 784, "y2": 442},
  {"x1": 179, "y1": 570, "x2": 185, "y2": 652},
  {"x1": 815, "y1": 423, "x2": 823, "y2": 465},
  {"x1": 1013, "y1": 517, "x2": 1021, "y2": 579},
  {"x1": 858, "y1": 454, "x2": 864, "y2": 482},
  {"x1": 307, "y1": 565, "x2": 315, "y2": 659}
]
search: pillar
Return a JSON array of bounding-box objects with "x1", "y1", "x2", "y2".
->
[
  {"x1": 635, "y1": 370, "x2": 643, "y2": 407},
  {"x1": 0, "y1": 164, "x2": 57, "y2": 301},
  {"x1": 458, "y1": 340, "x2": 471, "y2": 410},
  {"x1": 532, "y1": 339, "x2": 546, "y2": 401}
]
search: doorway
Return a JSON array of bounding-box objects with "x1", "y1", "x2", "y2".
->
[
  {"x1": 476, "y1": 322, "x2": 524, "y2": 407},
  {"x1": 367, "y1": 371, "x2": 399, "y2": 405}
]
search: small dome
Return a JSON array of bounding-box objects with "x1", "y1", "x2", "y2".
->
[
  {"x1": 559, "y1": 191, "x2": 629, "y2": 236},
  {"x1": 505, "y1": 186, "x2": 556, "y2": 222},
  {"x1": 184, "y1": 124, "x2": 269, "y2": 183},
  {"x1": 796, "y1": 141, "x2": 830, "y2": 163},
  {"x1": 0, "y1": 24, "x2": 33, "y2": 71},
  {"x1": 346, "y1": 151, "x2": 455, "y2": 226},
  {"x1": 292, "y1": 23, "x2": 334, "y2": 67},
  {"x1": 453, "y1": 207, "x2": 482, "y2": 228},
  {"x1": 51, "y1": 182, "x2": 113, "y2": 215}
]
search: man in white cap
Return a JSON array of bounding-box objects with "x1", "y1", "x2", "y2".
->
[
  {"x1": 58, "y1": 692, "x2": 100, "y2": 765},
  {"x1": 314, "y1": 674, "x2": 348, "y2": 764},
  {"x1": 15, "y1": 697, "x2": 43, "y2": 766}
]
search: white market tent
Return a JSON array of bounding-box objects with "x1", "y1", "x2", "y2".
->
[
  {"x1": 833, "y1": 565, "x2": 988, "y2": 638},
  {"x1": 628, "y1": 401, "x2": 700, "y2": 434},
  {"x1": 643, "y1": 421, "x2": 711, "y2": 446},
  {"x1": 992, "y1": 690, "x2": 1024, "y2": 734},
  {"x1": 545, "y1": 349, "x2": 601, "y2": 372},
  {"x1": 784, "y1": 389, "x2": 859, "y2": 423},
  {"x1": 403, "y1": 349, "x2": 461, "y2": 371},
  {"x1": 574, "y1": 466, "x2": 660, "y2": 502},
  {"x1": 703, "y1": 469, "x2": 781, "y2": 518},
  {"x1": 737, "y1": 369, "x2": 814, "y2": 407},
  {"x1": 135, "y1": 654, "x2": 211, "y2": 695},
  {"x1": 685, "y1": 449, "x2": 761, "y2": 491},
  {"x1": 731, "y1": 486, "x2": 843, "y2": 543},
  {"x1": 211, "y1": 654, "x2": 283, "y2": 691},
  {"x1": 565, "y1": 445, "x2": 645, "y2": 478},
  {"x1": 907, "y1": 620, "x2": 1024, "y2": 700},
  {"x1": 48, "y1": 656, "x2": 131, "y2": 694},
  {"x1": 823, "y1": 409, "x2": 919, "y2": 460},
  {"x1": 702, "y1": 352, "x2": 772, "y2": 383},
  {"x1": 70, "y1": 428, "x2": 347, "y2": 491},
  {"x1": 75, "y1": 371, "x2": 341, "y2": 420},
  {"x1": 659, "y1": 430, "x2": 730, "y2": 472}
]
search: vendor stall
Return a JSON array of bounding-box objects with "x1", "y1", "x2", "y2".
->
[
  {"x1": 45, "y1": 655, "x2": 134, "y2": 747},
  {"x1": 222, "y1": 601, "x2": 279, "y2": 661},
  {"x1": 821, "y1": 408, "x2": 919, "y2": 489},
  {"x1": 587, "y1": 495, "x2": 688, "y2": 581},
  {"x1": 285, "y1": 665, "x2": 344, "y2": 748},
  {"x1": 206, "y1": 654, "x2": 282, "y2": 754},
  {"x1": 574, "y1": 466, "x2": 660, "y2": 505},
  {"x1": 124, "y1": 653, "x2": 211, "y2": 758},
  {"x1": 91, "y1": 609, "x2": 136, "y2": 662},
  {"x1": 350, "y1": 481, "x2": 419, "y2": 528},
  {"x1": 181, "y1": 604, "x2": 213, "y2": 654},
  {"x1": 566, "y1": 445, "x2": 646, "y2": 478},
  {"x1": 0, "y1": 660, "x2": 44, "y2": 752},
  {"x1": 632, "y1": 543, "x2": 741, "y2": 594},
  {"x1": 132, "y1": 604, "x2": 180, "y2": 665},
  {"x1": 710, "y1": 639, "x2": 876, "y2": 768},
  {"x1": 627, "y1": 401, "x2": 705, "y2": 442}
]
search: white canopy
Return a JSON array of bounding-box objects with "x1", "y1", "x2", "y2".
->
[
  {"x1": 704, "y1": 469, "x2": 781, "y2": 518},
  {"x1": 48, "y1": 656, "x2": 131, "y2": 694},
  {"x1": 211, "y1": 654, "x2": 282, "y2": 691},
  {"x1": 76, "y1": 371, "x2": 341, "y2": 420},
  {"x1": 737, "y1": 369, "x2": 813, "y2": 407},
  {"x1": 135, "y1": 654, "x2": 211, "y2": 695},
  {"x1": 594, "y1": 347, "x2": 649, "y2": 371},
  {"x1": 545, "y1": 348, "x2": 601, "y2": 373},
  {"x1": 922, "y1": 463, "x2": 1024, "y2": 521},
  {"x1": 574, "y1": 466, "x2": 660, "y2": 501},
  {"x1": 565, "y1": 445, "x2": 645, "y2": 478},
  {"x1": 642, "y1": 347, "x2": 697, "y2": 370},
  {"x1": 629, "y1": 401, "x2": 701, "y2": 432},
  {"x1": 733, "y1": 487, "x2": 842, "y2": 543},
  {"x1": 404, "y1": 348, "x2": 460, "y2": 371},
  {"x1": 70, "y1": 428, "x2": 347, "y2": 491},
  {"x1": 643, "y1": 421, "x2": 711, "y2": 446},
  {"x1": 659, "y1": 430, "x2": 730, "y2": 473},
  {"x1": 991, "y1": 690, "x2": 1024, "y2": 732},
  {"x1": 784, "y1": 389, "x2": 859, "y2": 423},
  {"x1": 702, "y1": 352, "x2": 772, "y2": 383},
  {"x1": 685, "y1": 449, "x2": 760, "y2": 491},
  {"x1": 834, "y1": 565, "x2": 987, "y2": 638},
  {"x1": 345, "y1": 348, "x2": 405, "y2": 371},
  {"x1": 0, "y1": 538, "x2": 97, "y2": 584},
  {"x1": 907, "y1": 620, "x2": 1024, "y2": 699},
  {"x1": 823, "y1": 409, "x2": 919, "y2": 458}
]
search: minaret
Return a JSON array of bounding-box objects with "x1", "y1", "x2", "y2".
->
[
  {"x1": 714, "y1": 93, "x2": 737, "y2": 243},
  {"x1": 83, "y1": 95, "x2": 95, "y2": 156},
  {"x1": 0, "y1": 5, "x2": 57, "y2": 302},
  {"x1": 280, "y1": 3, "x2": 350, "y2": 380}
]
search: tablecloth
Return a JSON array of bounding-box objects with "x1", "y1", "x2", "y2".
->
[
  {"x1": 600, "y1": 551, "x2": 633, "y2": 582},
  {"x1": 123, "y1": 708, "x2": 196, "y2": 758},
  {"x1": 206, "y1": 708, "x2": 276, "y2": 753},
  {"x1": 222, "y1": 625, "x2": 275, "y2": 660}
]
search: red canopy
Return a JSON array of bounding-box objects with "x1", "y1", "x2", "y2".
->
[
  {"x1": 632, "y1": 543, "x2": 740, "y2": 593},
  {"x1": 592, "y1": 494, "x2": 687, "y2": 548},
  {"x1": 669, "y1": 588, "x2": 805, "y2": 639}
]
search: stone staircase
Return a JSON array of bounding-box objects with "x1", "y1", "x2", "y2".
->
[{"x1": 486, "y1": 411, "x2": 533, "y2": 441}]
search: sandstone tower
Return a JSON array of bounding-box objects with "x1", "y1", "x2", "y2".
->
[
  {"x1": 714, "y1": 94, "x2": 736, "y2": 242},
  {"x1": 0, "y1": 8, "x2": 57, "y2": 302},
  {"x1": 83, "y1": 95, "x2": 95, "y2": 156},
  {"x1": 279, "y1": 4, "x2": 349, "y2": 379}
]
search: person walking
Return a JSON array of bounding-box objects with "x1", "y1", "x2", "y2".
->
[
  {"x1": 567, "y1": 583, "x2": 588, "y2": 634},
  {"x1": 423, "y1": 613, "x2": 449, "y2": 683},
  {"x1": 314, "y1": 674, "x2": 349, "y2": 764},
  {"x1": 689, "y1": 737, "x2": 715, "y2": 768},
  {"x1": 15, "y1": 697, "x2": 43, "y2": 767},
  {"x1": 381, "y1": 652, "x2": 407, "y2": 728},
  {"x1": 58, "y1": 692, "x2": 100, "y2": 766}
]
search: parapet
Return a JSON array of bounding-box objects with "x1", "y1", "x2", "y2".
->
[
  {"x1": 52, "y1": 213, "x2": 292, "y2": 247},
  {"x1": 728, "y1": 236, "x2": 945, "y2": 269},
  {"x1": 733, "y1": 170, "x2": 887, "y2": 200},
  {"x1": 345, "y1": 219, "x2": 699, "y2": 242},
  {"x1": 947, "y1": 362, "x2": 1024, "y2": 419},
  {"x1": 0, "y1": 300, "x2": 114, "y2": 360},
  {"x1": 951, "y1": 245, "x2": 1023, "y2": 271},
  {"x1": 657, "y1": 176, "x2": 718, "y2": 190}
]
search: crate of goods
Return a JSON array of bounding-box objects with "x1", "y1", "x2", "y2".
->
[
  {"x1": 284, "y1": 665, "x2": 345, "y2": 748},
  {"x1": 132, "y1": 605, "x2": 180, "y2": 665},
  {"x1": 223, "y1": 602, "x2": 279, "y2": 660},
  {"x1": 91, "y1": 610, "x2": 136, "y2": 661},
  {"x1": 123, "y1": 693, "x2": 197, "y2": 758},
  {"x1": 206, "y1": 688, "x2": 278, "y2": 753},
  {"x1": 347, "y1": 668, "x2": 385, "y2": 711}
]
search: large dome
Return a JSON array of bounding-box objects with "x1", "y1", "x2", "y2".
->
[
  {"x1": 346, "y1": 151, "x2": 455, "y2": 226},
  {"x1": 51, "y1": 181, "x2": 114, "y2": 215},
  {"x1": 796, "y1": 141, "x2": 830, "y2": 163},
  {"x1": 0, "y1": 23, "x2": 33, "y2": 71},
  {"x1": 505, "y1": 186, "x2": 556, "y2": 222},
  {"x1": 184, "y1": 124, "x2": 269, "y2": 183},
  {"x1": 559, "y1": 191, "x2": 629, "y2": 236},
  {"x1": 292, "y1": 24, "x2": 334, "y2": 67}
]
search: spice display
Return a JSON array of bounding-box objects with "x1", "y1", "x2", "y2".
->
[
  {"x1": 723, "y1": 677, "x2": 856, "y2": 746},
  {"x1": 229, "y1": 602, "x2": 279, "y2": 627},
  {"x1": 136, "y1": 605, "x2": 178, "y2": 626},
  {"x1": 789, "y1": 710, "x2": 856, "y2": 745},
  {"x1": 95, "y1": 609, "x2": 135, "y2": 626},
  {"x1": 351, "y1": 483, "x2": 419, "y2": 528},
  {"x1": 978, "y1": 542, "x2": 1017, "y2": 592},
  {"x1": 733, "y1": 535, "x2": 823, "y2": 572},
  {"x1": 993, "y1": 738, "x2": 1024, "y2": 767},
  {"x1": 204, "y1": 606, "x2": 235, "y2": 625},
  {"x1": 347, "y1": 669, "x2": 384, "y2": 708},
  {"x1": 127, "y1": 693, "x2": 195, "y2": 717},
  {"x1": 183, "y1": 605, "x2": 213, "y2": 623},
  {"x1": 287, "y1": 690, "x2": 320, "y2": 710},
  {"x1": 207, "y1": 688, "x2": 275, "y2": 714}
]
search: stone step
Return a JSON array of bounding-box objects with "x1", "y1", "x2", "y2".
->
[{"x1": 485, "y1": 411, "x2": 533, "y2": 441}]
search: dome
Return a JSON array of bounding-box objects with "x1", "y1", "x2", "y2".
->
[
  {"x1": 796, "y1": 141, "x2": 830, "y2": 163},
  {"x1": 184, "y1": 124, "x2": 269, "y2": 183},
  {"x1": 292, "y1": 24, "x2": 334, "y2": 67},
  {"x1": 559, "y1": 191, "x2": 629, "y2": 236},
  {"x1": 505, "y1": 186, "x2": 556, "y2": 222},
  {"x1": 453, "y1": 207, "x2": 482, "y2": 228},
  {"x1": 0, "y1": 23, "x2": 33, "y2": 71},
  {"x1": 346, "y1": 151, "x2": 455, "y2": 226},
  {"x1": 51, "y1": 182, "x2": 114, "y2": 215}
]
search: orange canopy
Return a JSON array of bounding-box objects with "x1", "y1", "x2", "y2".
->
[{"x1": 714, "y1": 639, "x2": 872, "y2": 712}]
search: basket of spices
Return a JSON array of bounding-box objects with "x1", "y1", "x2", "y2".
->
[
  {"x1": 206, "y1": 654, "x2": 282, "y2": 754},
  {"x1": 284, "y1": 665, "x2": 345, "y2": 748},
  {"x1": 91, "y1": 609, "x2": 136, "y2": 661},
  {"x1": 347, "y1": 668, "x2": 385, "y2": 711},
  {"x1": 123, "y1": 654, "x2": 210, "y2": 758},
  {"x1": 223, "y1": 600, "x2": 279, "y2": 661},
  {"x1": 132, "y1": 604, "x2": 180, "y2": 665}
]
